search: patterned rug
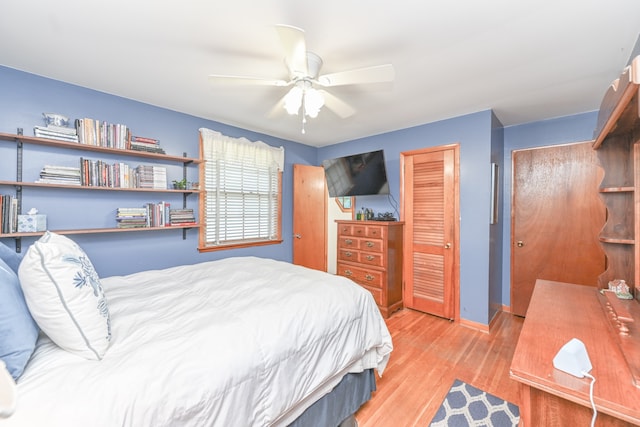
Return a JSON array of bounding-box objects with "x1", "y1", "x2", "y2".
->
[{"x1": 429, "y1": 379, "x2": 520, "y2": 427}]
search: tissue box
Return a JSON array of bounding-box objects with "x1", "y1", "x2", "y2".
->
[{"x1": 17, "y1": 215, "x2": 47, "y2": 232}]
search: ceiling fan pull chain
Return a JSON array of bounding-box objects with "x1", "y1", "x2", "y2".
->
[{"x1": 301, "y1": 96, "x2": 308, "y2": 134}]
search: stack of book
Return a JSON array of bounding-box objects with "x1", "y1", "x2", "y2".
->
[
  {"x1": 0, "y1": 195, "x2": 18, "y2": 234},
  {"x1": 34, "y1": 125, "x2": 79, "y2": 142},
  {"x1": 79, "y1": 158, "x2": 134, "y2": 188},
  {"x1": 35, "y1": 165, "x2": 82, "y2": 185},
  {"x1": 76, "y1": 118, "x2": 129, "y2": 149},
  {"x1": 115, "y1": 207, "x2": 148, "y2": 229},
  {"x1": 129, "y1": 135, "x2": 165, "y2": 154},
  {"x1": 146, "y1": 201, "x2": 171, "y2": 227},
  {"x1": 169, "y1": 208, "x2": 196, "y2": 226},
  {"x1": 134, "y1": 165, "x2": 167, "y2": 189}
]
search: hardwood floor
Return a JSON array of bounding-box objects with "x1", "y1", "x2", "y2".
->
[{"x1": 355, "y1": 308, "x2": 525, "y2": 426}]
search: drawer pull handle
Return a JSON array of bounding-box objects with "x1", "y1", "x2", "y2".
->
[
  {"x1": 365, "y1": 274, "x2": 374, "y2": 281},
  {"x1": 345, "y1": 251, "x2": 353, "y2": 257},
  {"x1": 366, "y1": 255, "x2": 374, "y2": 261},
  {"x1": 366, "y1": 241, "x2": 374, "y2": 248},
  {"x1": 345, "y1": 239, "x2": 353, "y2": 245},
  {"x1": 344, "y1": 270, "x2": 353, "y2": 277}
]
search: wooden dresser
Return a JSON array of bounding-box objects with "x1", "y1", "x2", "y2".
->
[
  {"x1": 335, "y1": 220, "x2": 404, "y2": 318},
  {"x1": 511, "y1": 280, "x2": 640, "y2": 426}
]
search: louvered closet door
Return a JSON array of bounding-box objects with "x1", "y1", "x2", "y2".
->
[{"x1": 402, "y1": 145, "x2": 458, "y2": 320}]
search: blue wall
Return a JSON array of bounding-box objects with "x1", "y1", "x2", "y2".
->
[
  {"x1": 318, "y1": 110, "x2": 495, "y2": 325},
  {"x1": 0, "y1": 65, "x2": 317, "y2": 276},
  {"x1": 0, "y1": 65, "x2": 601, "y2": 326}
]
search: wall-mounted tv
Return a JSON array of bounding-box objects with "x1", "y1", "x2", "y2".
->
[{"x1": 322, "y1": 149, "x2": 390, "y2": 197}]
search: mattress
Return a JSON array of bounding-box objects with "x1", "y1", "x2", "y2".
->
[{"x1": 6, "y1": 256, "x2": 392, "y2": 426}]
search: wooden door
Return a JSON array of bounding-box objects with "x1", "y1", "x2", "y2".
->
[
  {"x1": 511, "y1": 142, "x2": 606, "y2": 317},
  {"x1": 401, "y1": 145, "x2": 459, "y2": 320},
  {"x1": 292, "y1": 164, "x2": 327, "y2": 271}
]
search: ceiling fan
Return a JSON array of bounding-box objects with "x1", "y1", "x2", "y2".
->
[{"x1": 208, "y1": 24, "x2": 395, "y2": 133}]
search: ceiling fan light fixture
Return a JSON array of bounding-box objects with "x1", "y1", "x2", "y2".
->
[
  {"x1": 303, "y1": 87, "x2": 324, "y2": 118},
  {"x1": 283, "y1": 80, "x2": 325, "y2": 118},
  {"x1": 283, "y1": 85, "x2": 303, "y2": 115}
]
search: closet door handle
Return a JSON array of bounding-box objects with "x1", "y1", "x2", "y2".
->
[{"x1": 517, "y1": 240, "x2": 525, "y2": 247}]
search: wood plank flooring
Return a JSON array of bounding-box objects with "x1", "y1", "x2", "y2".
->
[{"x1": 355, "y1": 308, "x2": 525, "y2": 426}]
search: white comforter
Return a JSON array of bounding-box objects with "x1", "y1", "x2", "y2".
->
[{"x1": 5, "y1": 257, "x2": 392, "y2": 427}]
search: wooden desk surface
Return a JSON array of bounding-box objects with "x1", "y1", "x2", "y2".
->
[{"x1": 510, "y1": 279, "x2": 640, "y2": 425}]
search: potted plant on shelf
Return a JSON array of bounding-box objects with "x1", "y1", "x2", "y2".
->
[{"x1": 172, "y1": 178, "x2": 187, "y2": 190}]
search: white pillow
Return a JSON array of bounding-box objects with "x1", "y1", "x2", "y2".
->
[{"x1": 18, "y1": 232, "x2": 111, "y2": 359}]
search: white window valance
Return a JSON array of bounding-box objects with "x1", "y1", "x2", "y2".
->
[{"x1": 199, "y1": 128, "x2": 284, "y2": 171}]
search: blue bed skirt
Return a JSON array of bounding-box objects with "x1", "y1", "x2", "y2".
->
[{"x1": 288, "y1": 369, "x2": 376, "y2": 427}]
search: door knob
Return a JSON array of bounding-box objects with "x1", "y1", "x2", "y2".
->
[
  {"x1": 517, "y1": 240, "x2": 524, "y2": 247},
  {"x1": 294, "y1": 233, "x2": 301, "y2": 239},
  {"x1": 444, "y1": 243, "x2": 451, "y2": 249}
]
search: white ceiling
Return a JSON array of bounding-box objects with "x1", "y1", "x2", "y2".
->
[{"x1": 1, "y1": 1, "x2": 639, "y2": 147}]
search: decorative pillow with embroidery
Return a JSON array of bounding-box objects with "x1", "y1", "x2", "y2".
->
[{"x1": 18, "y1": 232, "x2": 111, "y2": 360}]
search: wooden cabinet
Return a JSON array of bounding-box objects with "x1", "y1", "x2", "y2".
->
[
  {"x1": 592, "y1": 55, "x2": 640, "y2": 293},
  {"x1": 335, "y1": 220, "x2": 404, "y2": 318}
]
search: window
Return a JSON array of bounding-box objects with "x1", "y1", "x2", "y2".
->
[{"x1": 198, "y1": 128, "x2": 284, "y2": 251}]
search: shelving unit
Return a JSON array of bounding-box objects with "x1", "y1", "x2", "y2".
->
[
  {"x1": 592, "y1": 56, "x2": 640, "y2": 293},
  {"x1": 0, "y1": 130, "x2": 203, "y2": 251}
]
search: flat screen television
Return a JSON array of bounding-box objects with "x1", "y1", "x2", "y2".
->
[{"x1": 322, "y1": 150, "x2": 390, "y2": 197}]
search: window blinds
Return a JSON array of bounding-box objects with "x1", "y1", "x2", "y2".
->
[{"x1": 199, "y1": 128, "x2": 284, "y2": 247}]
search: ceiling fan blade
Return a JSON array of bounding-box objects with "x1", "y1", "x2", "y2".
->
[
  {"x1": 208, "y1": 75, "x2": 289, "y2": 86},
  {"x1": 318, "y1": 64, "x2": 395, "y2": 87},
  {"x1": 320, "y1": 90, "x2": 356, "y2": 118},
  {"x1": 266, "y1": 94, "x2": 287, "y2": 118},
  {"x1": 275, "y1": 24, "x2": 308, "y2": 78}
]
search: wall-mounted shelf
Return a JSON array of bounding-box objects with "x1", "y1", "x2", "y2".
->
[
  {"x1": 0, "y1": 131, "x2": 202, "y2": 164},
  {"x1": 0, "y1": 224, "x2": 199, "y2": 239},
  {"x1": 592, "y1": 55, "x2": 640, "y2": 292},
  {"x1": 0, "y1": 180, "x2": 201, "y2": 194},
  {"x1": 0, "y1": 129, "x2": 201, "y2": 251}
]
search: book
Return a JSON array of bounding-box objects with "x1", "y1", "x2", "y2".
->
[
  {"x1": 76, "y1": 118, "x2": 129, "y2": 149},
  {"x1": 34, "y1": 127, "x2": 79, "y2": 142},
  {"x1": 130, "y1": 135, "x2": 160, "y2": 144}
]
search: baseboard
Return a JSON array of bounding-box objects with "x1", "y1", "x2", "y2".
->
[
  {"x1": 459, "y1": 318, "x2": 490, "y2": 334},
  {"x1": 460, "y1": 306, "x2": 512, "y2": 334}
]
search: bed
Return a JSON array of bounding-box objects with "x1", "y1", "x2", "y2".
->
[{"x1": 0, "y1": 232, "x2": 393, "y2": 427}]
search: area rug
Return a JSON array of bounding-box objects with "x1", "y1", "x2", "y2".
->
[{"x1": 429, "y1": 379, "x2": 520, "y2": 427}]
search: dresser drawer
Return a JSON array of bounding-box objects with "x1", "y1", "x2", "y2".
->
[
  {"x1": 366, "y1": 225, "x2": 385, "y2": 239},
  {"x1": 338, "y1": 235, "x2": 360, "y2": 249},
  {"x1": 338, "y1": 223, "x2": 369, "y2": 237},
  {"x1": 359, "y1": 251, "x2": 384, "y2": 267},
  {"x1": 360, "y1": 238, "x2": 383, "y2": 253},
  {"x1": 337, "y1": 263, "x2": 385, "y2": 289},
  {"x1": 337, "y1": 248, "x2": 360, "y2": 263},
  {"x1": 337, "y1": 223, "x2": 354, "y2": 236}
]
